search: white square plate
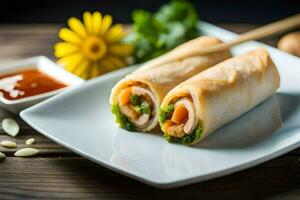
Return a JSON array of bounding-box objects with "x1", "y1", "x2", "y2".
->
[{"x1": 20, "y1": 23, "x2": 300, "y2": 188}]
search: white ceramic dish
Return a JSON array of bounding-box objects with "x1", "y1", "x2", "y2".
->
[
  {"x1": 0, "y1": 56, "x2": 84, "y2": 113},
  {"x1": 20, "y1": 22, "x2": 300, "y2": 188}
]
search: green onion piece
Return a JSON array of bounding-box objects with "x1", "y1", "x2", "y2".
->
[
  {"x1": 133, "y1": 105, "x2": 142, "y2": 113},
  {"x1": 164, "y1": 133, "x2": 172, "y2": 143},
  {"x1": 163, "y1": 125, "x2": 203, "y2": 145},
  {"x1": 130, "y1": 95, "x2": 140, "y2": 106},
  {"x1": 159, "y1": 111, "x2": 166, "y2": 126},
  {"x1": 111, "y1": 104, "x2": 135, "y2": 131},
  {"x1": 159, "y1": 104, "x2": 174, "y2": 125},
  {"x1": 194, "y1": 126, "x2": 203, "y2": 141},
  {"x1": 182, "y1": 135, "x2": 192, "y2": 145},
  {"x1": 141, "y1": 101, "x2": 150, "y2": 114},
  {"x1": 165, "y1": 104, "x2": 174, "y2": 113}
]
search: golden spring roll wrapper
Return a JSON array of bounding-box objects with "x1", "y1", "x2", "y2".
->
[
  {"x1": 110, "y1": 36, "x2": 232, "y2": 104},
  {"x1": 162, "y1": 97, "x2": 282, "y2": 176},
  {"x1": 134, "y1": 36, "x2": 229, "y2": 73},
  {"x1": 161, "y1": 48, "x2": 280, "y2": 143},
  {"x1": 110, "y1": 37, "x2": 232, "y2": 131}
]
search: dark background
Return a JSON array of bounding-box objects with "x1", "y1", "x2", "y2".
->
[{"x1": 0, "y1": 0, "x2": 299, "y2": 24}]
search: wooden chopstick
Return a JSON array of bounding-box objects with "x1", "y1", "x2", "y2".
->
[
  {"x1": 187, "y1": 13, "x2": 300, "y2": 56},
  {"x1": 138, "y1": 14, "x2": 300, "y2": 72}
]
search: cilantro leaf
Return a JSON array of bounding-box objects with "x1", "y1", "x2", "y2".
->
[{"x1": 128, "y1": 0, "x2": 200, "y2": 63}]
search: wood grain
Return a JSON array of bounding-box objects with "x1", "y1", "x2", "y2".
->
[
  {"x1": 0, "y1": 156, "x2": 300, "y2": 199},
  {"x1": 0, "y1": 24, "x2": 299, "y2": 200}
]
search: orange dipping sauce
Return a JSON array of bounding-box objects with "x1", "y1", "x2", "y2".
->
[{"x1": 0, "y1": 69, "x2": 66, "y2": 100}]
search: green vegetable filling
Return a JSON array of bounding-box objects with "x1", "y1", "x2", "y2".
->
[
  {"x1": 130, "y1": 95, "x2": 151, "y2": 115},
  {"x1": 160, "y1": 102, "x2": 202, "y2": 145},
  {"x1": 111, "y1": 104, "x2": 135, "y2": 131},
  {"x1": 130, "y1": 95, "x2": 140, "y2": 106},
  {"x1": 141, "y1": 101, "x2": 150, "y2": 114},
  {"x1": 164, "y1": 126, "x2": 203, "y2": 145},
  {"x1": 133, "y1": 105, "x2": 142, "y2": 114},
  {"x1": 112, "y1": 95, "x2": 152, "y2": 131},
  {"x1": 159, "y1": 104, "x2": 174, "y2": 126}
]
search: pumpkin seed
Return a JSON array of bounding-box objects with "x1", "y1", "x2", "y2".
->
[
  {"x1": 2, "y1": 118, "x2": 19, "y2": 137},
  {"x1": 14, "y1": 148, "x2": 39, "y2": 157},
  {"x1": 0, "y1": 140, "x2": 17, "y2": 148},
  {"x1": 25, "y1": 138, "x2": 35, "y2": 145},
  {"x1": 0, "y1": 152, "x2": 5, "y2": 159}
]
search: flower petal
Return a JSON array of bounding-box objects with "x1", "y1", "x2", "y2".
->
[
  {"x1": 57, "y1": 53, "x2": 84, "y2": 72},
  {"x1": 83, "y1": 12, "x2": 93, "y2": 34},
  {"x1": 100, "y1": 56, "x2": 125, "y2": 73},
  {"x1": 105, "y1": 24, "x2": 125, "y2": 43},
  {"x1": 59, "y1": 28, "x2": 82, "y2": 45},
  {"x1": 108, "y1": 43, "x2": 133, "y2": 57},
  {"x1": 105, "y1": 55, "x2": 126, "y2": 69},
  {"x1": 73, "y1": 59, "x2": 90, "y2": 79},
  {"x1": 68, "y1": 17, "x2": 87, "y2": 38},
  {"x1": 98, "y1": 59, "x2": 112, "y2": 73},
  {"x1": 83, "y1": 61, "x2": 93, "y2": 79},
  {"x1": 92, "y1": 12, "x2": 102, "y2": 35},
  {"x1": 79, "y1": 68, "x2": 90, "y2": 79},
  {"x1": 99, "y1": 15, "x2": 112, "y2": 35},
  {"x1": 54, "y1": 42, "x2": 79, "y2": 58},
  {"x1": 90, "y1": 62, "x2": 101, "y2": 78}
]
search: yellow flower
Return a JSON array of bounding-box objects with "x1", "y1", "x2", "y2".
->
[{"x1": 54, "y1": 11, "x2": 133, "y2": 79}]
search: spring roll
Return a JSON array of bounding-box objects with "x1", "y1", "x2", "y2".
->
[
  {"x1": 110, "y1": 36, "x2": 232, "y2": 132},
  {"x1": 159, "y1": 48, "x2": 280, "y2": 145}
]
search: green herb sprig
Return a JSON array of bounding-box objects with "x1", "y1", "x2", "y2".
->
[{"x1": 128, "y1": 0, "x2": 200, "y2": 63}]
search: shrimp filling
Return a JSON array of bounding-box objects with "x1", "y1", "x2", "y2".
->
[
  {"x1": 161, "y1": 97, "x2": 197, "y2": 137},
  {"x1": 117, "y1": 85, "x2": 155, "y2": 130}
]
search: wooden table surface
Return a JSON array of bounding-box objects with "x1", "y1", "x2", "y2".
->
[{"x1": 0, "y1": 24, "x2": 299, "y2": 200}]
